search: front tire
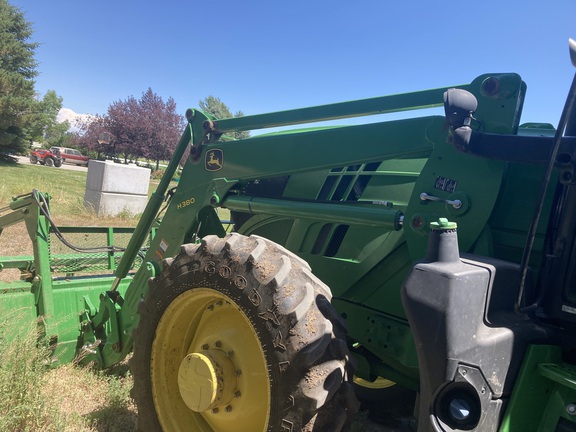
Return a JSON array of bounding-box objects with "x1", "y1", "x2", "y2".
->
[
  {"x1": 131, "y1": 233, "x2": 358, "y2": 432},
  {"x1": 29, "y1": 154, "x2": 38, "y2": 164},
  {"x1": 45, "y1": 157, "x2": 54, "y2": 167}
]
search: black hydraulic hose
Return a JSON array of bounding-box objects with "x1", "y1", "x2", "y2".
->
[
  {"x1": 32, "y1": 189, "x2": 146, "y2": 259},
  {"x1": 157, "y1": 186, "x2": 177, "y2": 217}
]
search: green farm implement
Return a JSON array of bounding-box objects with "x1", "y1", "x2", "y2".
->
[{"x1": 3, "y1": 40, "x2": 576, "y2": 431}]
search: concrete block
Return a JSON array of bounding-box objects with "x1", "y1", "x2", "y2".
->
[
  {"x1": 84, "y1": 160, "x2": 150, "y2": 216},
  {"x1": 85, "y1": 160, "x2": 150, "y2": 195}
]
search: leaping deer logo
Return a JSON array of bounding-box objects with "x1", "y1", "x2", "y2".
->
[{"x1": 205, "y1": 149, "x2": 223, "y2": 171}]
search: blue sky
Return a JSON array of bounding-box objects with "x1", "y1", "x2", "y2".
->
[{"x1": 9, "y1": 0, "x2": 576, "y2": 128}]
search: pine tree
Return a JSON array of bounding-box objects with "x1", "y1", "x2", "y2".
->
[
  {"x1": 0, "y1": 0, "x2": 39, "y2": 157},
  {"x1": 199, "y1": 96, "x2": 250, "y2": 140}
]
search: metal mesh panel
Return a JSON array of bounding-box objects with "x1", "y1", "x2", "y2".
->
[{"x1": 48, "y1": 227, "x2": 150, "y2": 278}]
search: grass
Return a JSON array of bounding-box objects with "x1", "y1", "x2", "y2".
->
[
  {"x1": 0, "y1": 314, "x2": 65, "y2": 432},
  {"x1": 0, "y1": 313, "x2": 136, "y2": 432},
  {"x1": 0, "y1": 160, "x2": 153, "y2": 261},
  {"x1": 0, "y1": 160, "x2": 147, "y2": 226}
]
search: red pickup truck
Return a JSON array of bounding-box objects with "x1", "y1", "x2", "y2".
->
[{"x1": 50, "y1": 147, "x2": 89, "y2": 166}]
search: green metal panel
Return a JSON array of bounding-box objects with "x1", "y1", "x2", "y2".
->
[
  {"x1": 50, "y1": 276, "x2": 133, "y2": 364},
  {"x1": 404, "y1": 73, "x2": 526, "y2": 261},
  {"x1": 403, "y1": 134, "x2": 507, "y2": 261},
  {"x1": 499, "y1": 345, "x2": 576, "y2": 431}
]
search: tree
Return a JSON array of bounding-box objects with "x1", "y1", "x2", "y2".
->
[
  {"x1": 138, "y1": 88, "x2": 184, "y2": 170},
  {"x1": 75, "y1": 89, "x2": 185, "y2": 168},
  {"x1": 70, "y1": 114, "x2": 108, "y2": 159},
  {"x1": 75, "y1": 92, "x2": 248, "y2": 171},
  {"x1": 199, "y1": 95, "x2": 250, "y2": 140},
  {"x1": 0, "y1": 0, "x2": 39, "y2": 157},
  {"x1": 25, "y1": 90, "x2": 70, "y2": 147},
  {"x1": 105, "y1": 95, "x2": 141, "y2": 163}
]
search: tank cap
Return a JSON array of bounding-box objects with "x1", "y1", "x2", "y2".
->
[{"x1": 430, "y1": 218, "x2": 457, "y2": 231}]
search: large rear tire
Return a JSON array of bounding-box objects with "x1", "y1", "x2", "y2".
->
[{"x1": 131, "y1": 233, "x2": 358, "y2": 432}]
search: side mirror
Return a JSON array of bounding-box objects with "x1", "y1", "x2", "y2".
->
[{"x1": 443, "y1": 89, "x2": 478, "y2": 129}]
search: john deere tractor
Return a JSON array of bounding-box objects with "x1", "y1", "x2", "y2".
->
[{"x1": 2, "y1": 40, "x2": 576, "y2": 431}]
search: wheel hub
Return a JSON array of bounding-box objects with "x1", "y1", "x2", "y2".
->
[
  {"x1": 151, "y1": 289, "x2": 271, "y2": 430},
  {"x1": 178, "y1": 349, "x2": 237, "y2": 412}
]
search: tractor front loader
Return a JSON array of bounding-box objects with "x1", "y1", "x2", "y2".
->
[{"x1": 3, "y1": 40, "x2": 576, "y2": 431}]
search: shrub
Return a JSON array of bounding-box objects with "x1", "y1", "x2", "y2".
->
[{"x1": 151, "y1": 169, "x2": 165, "y2": 180}]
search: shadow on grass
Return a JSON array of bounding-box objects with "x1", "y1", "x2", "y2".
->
[
  {"x1": 0, "y1": 159, "x2": 25, "y2": 168},
  {"x1": 88, "y1": 406, "x2": 137, "y2": 432}
]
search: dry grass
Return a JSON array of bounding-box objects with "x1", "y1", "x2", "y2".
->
[
  {"x1": 0, "y1": 312, "x2": 137, "y2": 432},
  {"x1": 44, "y1": 359, "x2": 137, "y2": 432}
]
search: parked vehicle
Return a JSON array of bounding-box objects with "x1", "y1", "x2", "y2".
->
[
  {"x1": 29, "y1": 148, "x2": 62, "y2": 167},
  {"x1": 50, "y1": 147, "x2": 89, "y2": 166}
]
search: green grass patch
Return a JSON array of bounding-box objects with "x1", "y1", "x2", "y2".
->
[
  {"x1": 0, "y1": 160, "x2": 151, "y2": 226},
  {"x1": 0, "y1": 161, "x2": 89, "y2": 216}
]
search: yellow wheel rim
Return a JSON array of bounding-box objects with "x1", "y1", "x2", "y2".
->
[
  {"x1": 151, "y1": 288, "x2": 270, "y2": 431},
  {"x1": 353, "y1": 376, "x2": 396, "y2": 390}
]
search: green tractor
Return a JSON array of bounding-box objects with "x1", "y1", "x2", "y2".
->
[{"x1": 2, "y1": 40, "x2": 576, "y2": 431}]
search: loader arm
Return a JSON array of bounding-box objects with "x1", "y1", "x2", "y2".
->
[{"x1": 81, "y1": 73, "x2": 528, "y2": 369}]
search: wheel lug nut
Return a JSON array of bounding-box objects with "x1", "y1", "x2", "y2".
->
[
  {"x1": 216, "y1": 300, "x2": 223, "y2": 306},
  {"x1": 234, "y1": 391, "x2": 241, "y2": 398},
  {"x1": 207, "y1": 305, "x2": 214, "y2": 311},
  {"x1": 225, "y1": 405, "x2": 232, "y2": 412},
  {"x1": 235, "y1": 369, "x2": 242, "y2": 376},
  {"x1": 201, "y1": 344, "x2": 209, "y2": 350},
  {"x1": 212, "y1": 407, "x2": 219, "y2": 414},
  {"x1": 214, "y1": 341, "x2": 222, "y2": 348},
  {"x1": 227, "y1": 350, "x2": 234, "y2": 357}
]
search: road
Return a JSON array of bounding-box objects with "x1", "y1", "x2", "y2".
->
[{"x1": 17, "y1": 155, "x2": 88, "y2": 172}]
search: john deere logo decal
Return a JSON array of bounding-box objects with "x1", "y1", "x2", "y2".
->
[{"x1": 205, "y1": 149, "x2": 223, "y2": 171}]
